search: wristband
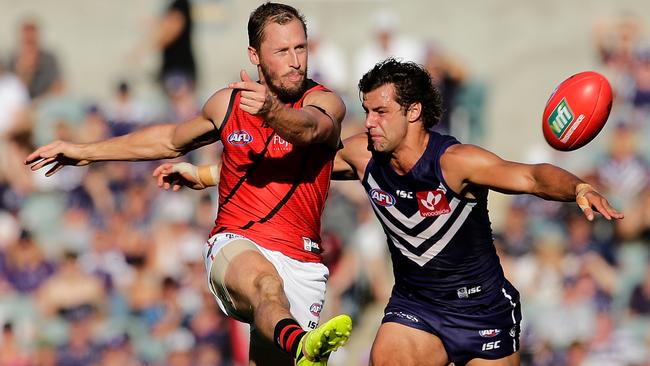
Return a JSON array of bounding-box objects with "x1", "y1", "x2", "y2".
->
[
  {"x1": 575, "y1": 183, "x2": 596, "y2": 211},
  {"x1": 197, "y1": 165, "x2": 220, "y2": 187}
]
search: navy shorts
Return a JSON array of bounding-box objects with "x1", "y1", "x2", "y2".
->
[{"x1": 382, "y1": 281, "x2": 522, "y2": 365}]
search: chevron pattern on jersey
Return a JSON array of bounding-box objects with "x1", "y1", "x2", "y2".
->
[{"x1": 366, "y1": 173, "x2": 476, "y2": 267}]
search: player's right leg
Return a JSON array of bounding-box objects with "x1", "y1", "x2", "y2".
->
[
  {"x1": 370, "y1": 322, "x2": 449, "y2": 366},
  {"x1": 210, "y1": 237, "x2": 290, "y2": 340},
  {"x1": 204, "y1": 233, "x2": 352, "y2": 365},
  {"x1": 208, "y1": 236, "x2": 296, "y2": 366}
]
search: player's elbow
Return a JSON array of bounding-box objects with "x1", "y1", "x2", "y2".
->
[
  {"x1": 296, "y1": 128, "x2": 320, "y2": 146},
  {"x1": 167, "y1": 124, "x2": 200, "y2": 157}
]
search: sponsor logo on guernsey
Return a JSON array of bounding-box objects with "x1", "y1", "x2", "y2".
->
[
  {"x1": 416, "y1": 190, "x2": 451, "y2": 217},
  {"x1": 369, "y1": 188, "x2": 396, "y2": 207},
  {"x1": 227, "y1": 130, "x2": 253, "y2": 146},
  {"x1": 479, "y1": 329, "x2": 501, "y2": 338},
  {"x1": 309, "y1": 303, "x2": 323, "y2": 317},
  {"x1": 272, "y1": 135, "x2": 290, "y2": 150}
]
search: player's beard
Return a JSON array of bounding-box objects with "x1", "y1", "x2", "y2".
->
[{"x1": 260, "y1": 63, "x2": 308, "y2": 104}]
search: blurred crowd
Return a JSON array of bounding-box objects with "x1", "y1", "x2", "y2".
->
[
  {"x1": 0, "y1": 3, "x2": 234, "y2": 365},
  {"x1": 0, "y1": 3, "x2": 648, "y2": 366}
]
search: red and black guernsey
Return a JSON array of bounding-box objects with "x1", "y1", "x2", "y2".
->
[{"x1": 211, "y1": 80, "x2": 336, "y2": 262}]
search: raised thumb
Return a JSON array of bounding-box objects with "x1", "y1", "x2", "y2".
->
[{"x1": 240, "y1": 69, "x2": 253, "y2": 82}]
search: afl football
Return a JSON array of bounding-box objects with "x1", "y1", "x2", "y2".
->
[{"x1": 542, "y1": 71, "x2": 613, "y2": 151}]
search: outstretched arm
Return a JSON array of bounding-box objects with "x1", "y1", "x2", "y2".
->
[
  {"x1": 229, "y1": 70, "x2": 345, "y2": 148},
  {"x1": 441, "y1": 144, "x2": 623, "y2": 221},
  {"x1": 25, "y1": 88, "x2": 232, "y2": 176}
]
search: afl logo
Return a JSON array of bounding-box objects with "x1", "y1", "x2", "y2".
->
[
  {"x1": 227, "y1": 130, "x2": 253, "y2": 146},
  {"x1": 479, "y1": 329, "x2": 501, "y2": 338},
  {"x1": 369, "y1": 188, "x2": 396, "y2": 207},
  {"x1": 309, "y1": 303, "x2": 323, "y2": 317}
]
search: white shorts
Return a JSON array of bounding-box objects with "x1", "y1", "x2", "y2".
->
[{"x1": 203, "y1": 232, "x2": 329, "y2": 330}]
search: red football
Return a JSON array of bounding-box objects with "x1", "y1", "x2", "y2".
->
[{"x1": 542, "y1": 71, "x2": 613, "y2": 151}]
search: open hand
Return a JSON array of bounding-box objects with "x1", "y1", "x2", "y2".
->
[
  {"x1": 24, "y1": 140, "x2": 90, "y2": 176},
  {"x1": 577, "y1": 189, "x2": 624, "y2": 221},
  {"x1": 152, "y1": 162, "x2": 206, "y2": 191}
]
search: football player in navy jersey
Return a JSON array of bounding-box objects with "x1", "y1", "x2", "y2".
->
[
  {"x1": 152, "y1": 58, "x2": 623, "y2": 366},
  {"x1": 332, "y1": 59, "x2": 621, "y2": 366}
]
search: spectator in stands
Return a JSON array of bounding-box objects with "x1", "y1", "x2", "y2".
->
[
  {"x1": 188, "y1": 292, "x2": 232, "y2": 357},
  {"x1": 9, "y1": 19, "x2": 61, "y2": 99},
  {"x1": 306, "y1": 19, "x2": 349, "y2": 96},
  {"x1": 3, "y1": 229, "x2": 55, "y2": 294},
  {"x1": 628, "y1": 260, "x2": 650, "y2": 316},
  {"x1": 97, "y1": 334, "x2": 142, "y2": 366},
  {"x1": 630, "y1": 45, "x2": 650, "y2": 112},
  {"x1": 37, "y1": 250, "x2": 105, "y2": 320},
  {"x1": 0, "y1": 59, "x2": 29, "y2": 137},
  {"x1": 55, "y1": 311, "x2": 99, "y2": 366},
  {"x1": 0, "y1": 322, "x2": 31, "y2": 366},
  {"x1": 494, "y1": 204, "x2": 534, "y2": 257},
  {"x1": 105, "y1": 81, "x2": 151, "y2": 136},
  {"x1": 353, "y1": 9, "x2": 424, "y2": 82},
  {"x1": 423, "y1": 41, "x2": 466, "y2": 135},
  {"x1": 158, "y1": 0, "x2": 196, "y2": 91},
  {"x1": 594, "y1": 122, "x2": 649, "y2": 209}
]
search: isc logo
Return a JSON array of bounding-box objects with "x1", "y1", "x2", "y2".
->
[
  {"x1": 227, "y1": 130, "x2": 253, "y2": 146},
  {"x1": 481, "y1": 341, "x2": 501, "y2": 351},
  {"x1": 396, "y1": 190, "x2": 413, "y2": 199},
  {"x1": 369, "y1": 188, "x2": 396, "y2": 207},
  {"x1": 548, "y1": 98, "x2": 574, "y2": 138}
]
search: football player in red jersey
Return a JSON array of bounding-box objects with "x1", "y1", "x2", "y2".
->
[{"x1": 25, "y1": 3, "x2": 351, "y2": 366}]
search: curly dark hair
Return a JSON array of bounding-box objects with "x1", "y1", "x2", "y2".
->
[
  {"x1": 358, "y1": 58, "x2": 443, "y2": 129},
  {"x1": 248, "y1": 2, "x2": 307, "y2": 50}
]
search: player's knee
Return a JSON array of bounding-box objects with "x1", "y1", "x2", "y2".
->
[{"x1": 253, "y1": 272, "x2": 284, "y2": 299}]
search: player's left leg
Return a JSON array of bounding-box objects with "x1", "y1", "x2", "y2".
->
[
  {"x1": 466, "y1": 352, "x2": 520, "y2": 366},
  {"x1": 369, "y1": 322, "x2": 449, "y2": 366}
]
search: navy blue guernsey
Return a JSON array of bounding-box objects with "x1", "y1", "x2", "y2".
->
[{"x1": 362, "y1": 131, "x2": 507, "y2": 310}]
